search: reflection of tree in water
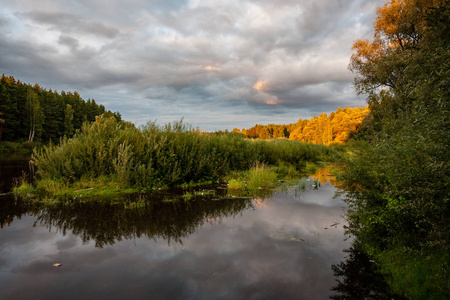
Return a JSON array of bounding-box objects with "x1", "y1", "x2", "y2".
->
[
  {"x1": 2, "y1": 184, "x2": 277, "y2": 247},
  {"x1": 309, "y1": 165, "x2": 339, "y2": 187},
  {"x1": 0, "y1": 196, "x2": 39, "y2": 228},
  {"x1": 330, "y1": 242, "x2": 407, "y2": 300},
  {"x1": 33, "y1": 195, "x2": 254, "y2": 248}
]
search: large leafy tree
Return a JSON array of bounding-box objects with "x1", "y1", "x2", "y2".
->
[
  {"x1": 350, "y1": 0, "x2": 443, "y2": 93},
  {"x1": 341, "y1": 1, "x2": 449, "y2": 298}
]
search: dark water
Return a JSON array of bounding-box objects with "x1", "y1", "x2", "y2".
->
[
  {"x1": 0, "y1": 167, "x2": 351, "y2": 300},
  {"x1": 0, "y1": 155, "x2": 32, "y2": 193}
]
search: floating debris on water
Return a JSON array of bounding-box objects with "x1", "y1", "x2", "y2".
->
[{"x1": 268, "y1": 231, "x2": 310, "y2": 244}]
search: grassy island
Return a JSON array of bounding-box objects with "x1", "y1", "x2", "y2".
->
[{"x1": 14, "y1": 115, "x2": 343, "y2": 198}]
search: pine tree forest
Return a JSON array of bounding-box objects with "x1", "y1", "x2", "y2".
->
[{"x1": 0, "y1": 74, "x2": 121, "y2": 142}]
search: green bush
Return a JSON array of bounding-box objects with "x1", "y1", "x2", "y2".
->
[{"x1": 31, "y1": 115, "x2": 339, "y2": 194}]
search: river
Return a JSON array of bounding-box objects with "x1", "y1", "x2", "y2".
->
[{"x1": 0, "y1": 159, "x2": 351, "y2": 300}]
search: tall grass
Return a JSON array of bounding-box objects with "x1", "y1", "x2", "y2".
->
[{"x1": 32, "y1": 115, "x2": 340, "y2": 192}]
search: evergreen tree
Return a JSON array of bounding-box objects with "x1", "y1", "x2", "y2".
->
[
  {"x1": 64, "y1": 104, "x2": 74, "y2": 137},
  {"x1": 0, "y1": 112, "x2": 4, "y2": 142},
  {"x1": 0, "y1": 74, "x2": 116, "y2": 143}
]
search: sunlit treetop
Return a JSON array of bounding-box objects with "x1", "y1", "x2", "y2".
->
[
  {"x1": 351, "y1": 0, "x2": 444, "y2": 63},
  {"x1": 374, "y1": 0, "x2": 443, "y2": 48},
  {"x1": 351, "y1": 39, "x2": 384, "y2": 63},
  {"x1": 349, "y1": 0, "x2": 446, "y2": 94}
]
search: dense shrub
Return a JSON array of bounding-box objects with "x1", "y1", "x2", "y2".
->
[
  {"x1": 341, "y1": 1, "x2": 450, "y2": 298},
  {"x1": 33, "y1": 115, "x2": 339, "y2": 191}
]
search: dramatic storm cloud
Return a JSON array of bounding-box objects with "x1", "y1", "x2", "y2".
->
[{"x1": 0, "y1": 0, "x2": 381, "y2": 130}]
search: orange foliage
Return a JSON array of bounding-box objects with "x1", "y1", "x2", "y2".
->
[
  {"x1": 351, "y1": 0, "x2": 444, "y2": 66},
  {"x1": 289, "y1": 107, "x2": 369, "y2": 145},
  {"x1": 351, "y1": 39, "x2": 384, "y2": 63},
  {"x1": 374, "y1": 0, "x2": 406, "y2": 39},
  {"x1": 236, "y1": 106, "x2": 369, "y2": 145},
  {"x1": 374, "y1": 0, "x2": 443, "y2": 40}
]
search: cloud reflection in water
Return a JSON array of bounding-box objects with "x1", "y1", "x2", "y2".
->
[{"x1": 0, "y1": 183, "x2": 349, "y2": 299}]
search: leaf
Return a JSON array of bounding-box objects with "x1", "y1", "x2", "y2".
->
[{"x1": 52, "y1": 263, "x2": 62, "y2": 267}]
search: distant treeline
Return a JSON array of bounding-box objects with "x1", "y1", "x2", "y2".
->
[
  {"x1": 0, "y1": 74, "x2": 120, "y2": 142},
  {"x1": 233, "y1": 106, "x2": 369, "y2": 145}
]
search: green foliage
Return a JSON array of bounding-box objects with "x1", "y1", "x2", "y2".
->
[
  {"x1": 35, "y1": 178, "x2": 68, "y2": 196},
  {"x1": 0, "y1": 74, "x2": 119, "y2": 143},
  {"x1": 0, "y1": 141, "x2": 40, "y2": 154},
  {"x1": 64, "y1": 104, "x2": 74, "y2": 137},
  {"x1": 12, "y1": 181, "x2": 34, "y2": 196},
  {"x1": 26, "y1": 87, "x2": 44, "y2": 141},
  {"x1": 378, "y1": 248, "x2": 449, "y2": 299},
  {"x1": 30, "y1": 115, "x2": 339, "y2": 195},
  {"x1": 182, "y1": 192, "x2": 194, "y2": 201},
  {"x1": 11, "y1": 170, "x2": 34, "y2": 196},
  {"x1": 304, "y1": 162, "x2": 318, "y2": 174},
  {"x1": 331, "y1": 243, "x2": 407, "y2": 300},
  {"x1": 342, "y1": 1, "x2": 450, "y2": 298},
  {"x1": 244, "y1": 163, "x2": 278, "y2": 191},
  {"x1": 228, "y1": 163, "x2": 278, "y2": 191},
  {"x1": 226, "y1": 161, "x2": 303, "y2": 192},
  {"x1": 227, "y1": 179, "x2": 246, "y2": 190},
  {"x1": 342, "y1": 120, "x2": 449, "y2": 297},
  {"x1": 273, "y1": 162, "x2": 300, "y2": 179}
]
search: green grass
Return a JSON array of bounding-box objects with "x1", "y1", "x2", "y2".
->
[
  {"x1": 227, "y1": 179, "x2": 246, "y2": 190},
  {"x1": 304, "y1": 162, "x2": 318, "y2": 174},
  {"x1": 12, "y1": 181, "x2": 34, "y2": 196},
  {"x1": 31, "y1": 176, "x2": 136, "y2": 198},
  {"x1": 15, "y1": 116, "x2": 342, "y2": 199},
  {"x1": 226, "y1": 162, "x2": 306, "y2": 192}
]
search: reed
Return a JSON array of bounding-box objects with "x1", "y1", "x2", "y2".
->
[{"x1": 29, "y1": 115, "x2": 340, "y2": 195}]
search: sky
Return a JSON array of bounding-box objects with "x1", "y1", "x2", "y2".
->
[{"x1": 0, "y1": 0, "x2": 381, "y2": 131}]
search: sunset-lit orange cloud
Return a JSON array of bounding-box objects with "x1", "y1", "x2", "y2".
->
[
  {"x1": 253, "y1": 80, "x2": 268, "y2": 91},
  {"x1": 2, "y1": 0, "x2": 373, "y2": 132},
  {"x1": 204, "y1": 65, "x2": 221, "y2": 71}
]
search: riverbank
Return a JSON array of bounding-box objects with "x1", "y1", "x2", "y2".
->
[{"x1": 14, "y1": 160, "x2": 335, "y2": 202}]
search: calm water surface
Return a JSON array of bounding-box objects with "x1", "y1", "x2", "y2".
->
[
  {"x1": 0, "y1": 155, "x2": 32, "y2": 193},
  {"x1": 0, "y1": 167, "x2": 350, "y2": 300}
]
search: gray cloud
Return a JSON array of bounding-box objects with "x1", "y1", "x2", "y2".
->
[
  {"x1": 0, "y1": 0, "x2": 379, "y2": 131},
  {"x1": 22, "y1": 11, "x2": 119, "y2": 38},
  {"x1": 0, "y1": 14, "x2": 9, "y2": 27},
  {"x1": 58, "y1": 35, "x2": 79, "y2": 50}
]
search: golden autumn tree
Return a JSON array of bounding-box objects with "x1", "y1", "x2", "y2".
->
[
  {"x1": 237, "y1": 106, "x2": 369, "y2": 145},
  {"x1": 286, "y1": 107, "x2": 369, "y2": 145},
  {"x1": 350, "y1": 0, "x2": 444, "y2": 95}
]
